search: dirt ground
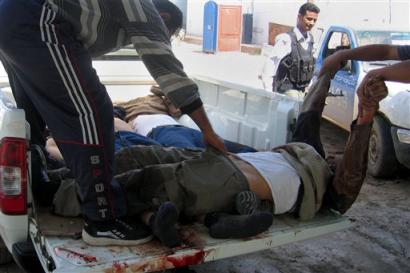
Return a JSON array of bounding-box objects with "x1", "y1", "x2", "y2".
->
[{"x1": 1, "y1": 120, "x2": 409, "y2": 273}]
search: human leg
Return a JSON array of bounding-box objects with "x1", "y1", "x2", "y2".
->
[
  {"x1": 0, "y1": 0, "x2": 148, "y2": 245},
  {"x1": 204, "y1": 212, "x2": 273, "y2": 239},
  {"x1": 115, "y1": 146, "x2": 249, "y2": 217},
  {"x1": 325, "y1": 79, "x2": 388, "y2": 214},
  {"x1": 114, "y1": 130, "x2": 162, "y2": 153},
  {"x1": 115, "y1": 144, "x2": 202, "y2": 174},
  {"x1": 149, "y1": 125, "x2": 204, "y2": 149},
  {"x1": 1, "y1": 60, "x2": 47, "y2": 148},
  {"x1": 146, "y1": 202, "x2": 181, "y2": 247},
  {"x1": 291, "y1": 73, "x2": 332, "y2": 158},
  {"x1": 234, "y1": 191, "x2": 273, "y2": 215},
  {"x1": 0, "y1": 52, "x2": 55, "y2": 189},
  {"x1": 150, "y1": 125, "x2": 257, "y2": 153}
]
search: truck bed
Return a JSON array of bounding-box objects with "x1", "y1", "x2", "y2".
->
[
  {"x1": 30, "y1": 210, "x2": 350, "y2": 273},
  {"x1": 21, "y1": 77, "x2": 349, "y2": 273}
]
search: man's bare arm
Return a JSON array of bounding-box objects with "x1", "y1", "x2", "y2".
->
[
  {"x1": 320, "y1": 45, "x2": 400, "y2": 77},
  {"x1": 363, "y1": 59, "x2": 410, "y2": 83},
  {"x1": 189, "y1": 106, "x2": 227, "y2": 154}
]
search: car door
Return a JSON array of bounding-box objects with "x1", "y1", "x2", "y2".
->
[{"x1": 319, "y1": 30, "x2": 359, "y2": 130}]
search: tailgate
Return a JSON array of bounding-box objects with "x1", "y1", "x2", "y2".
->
[{"x1": 30, "y1": 211, "x2": 350, "y2": 273}]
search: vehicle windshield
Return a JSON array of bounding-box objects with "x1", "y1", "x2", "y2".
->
[{"x1": 357, "y1": 30, "x2": 410, "y2": 69}]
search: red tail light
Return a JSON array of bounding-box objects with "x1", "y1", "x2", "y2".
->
[{"x1": 0, "y1": 137, "x2": 27, "y2": 215}]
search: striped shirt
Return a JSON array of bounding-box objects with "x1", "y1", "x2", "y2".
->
[{"x1": 47, "y1": 0, "x2": 201, "y2": 113}]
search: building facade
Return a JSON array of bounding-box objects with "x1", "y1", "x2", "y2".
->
[{"x1": 181, "y1": 0, "x2": 410, "y2": 45}]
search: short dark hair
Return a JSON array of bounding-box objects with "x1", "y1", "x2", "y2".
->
[
  {"x1": 299, "y1": 2, "x2": 320, "y2": 16},
  {"x1": 153, "y1": 0, "x2": 183, "y2": 35}
]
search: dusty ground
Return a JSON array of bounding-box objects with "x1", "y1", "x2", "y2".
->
[{"x1": 2, "y1": 120, "x2": 409, "y2": 273}]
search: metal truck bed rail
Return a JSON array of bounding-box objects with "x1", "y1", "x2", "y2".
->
[{"x1": 30, "y1": 212, "x2": 350, "y2": 273}]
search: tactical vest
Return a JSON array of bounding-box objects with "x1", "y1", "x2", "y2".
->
[{"x1": 274, "y1": 31, "x2": 315, "y2": 93}]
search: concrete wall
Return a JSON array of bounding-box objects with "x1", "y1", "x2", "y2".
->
[
  {"x1": 186, "y1": 0, "x2": 207, "y2": 36},
  {"x1": 185, "y1": 0, "x2": 410, "y2": 45},
  {"x1": 186, "y1": 0, "x2": 243, "y2": 36}
]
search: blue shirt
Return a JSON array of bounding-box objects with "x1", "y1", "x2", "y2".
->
[{"x1": 115, "y1": 131, "x2": 160, "y2": 153}]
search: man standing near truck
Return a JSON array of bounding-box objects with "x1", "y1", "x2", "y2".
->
[
  {"x1": 259, "y1": 2, "x2": 320, "y2": 95},
  {"x1": 0, "y1": 0, "x2": 226, "y2": 246}
]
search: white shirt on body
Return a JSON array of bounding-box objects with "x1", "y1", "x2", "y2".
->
[
  {"x1": 260, "y1": 27, "x2": 313, "y2": 90},
  {"x1": 236, "y1": 151, "x2": 301, "y2": 214},
  {"x1": 131, "y1": 114, "x2": 180, "y2": 136}
]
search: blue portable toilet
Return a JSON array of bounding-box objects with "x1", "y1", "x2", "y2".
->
[{"x1": 203, "y1": 1, "x2": 218, "y2": 53}]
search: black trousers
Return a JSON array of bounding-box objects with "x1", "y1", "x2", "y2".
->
[
  {"x1": 0, "y1": 0, "x2": 125, "y2": 221},
  {"x1": 292, "y1": 111, "x2": 325, "y2": 158}
]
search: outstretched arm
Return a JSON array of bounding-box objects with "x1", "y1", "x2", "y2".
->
[
  {"x1": 326, "y1": 79, "x2": 388, "y2": 214},
  {"x1": 189, "y1": 106, "x2": 227, "y2": 153},
  {"x1": 116, "y1": 1, "x2": 226, "y2": 153},
  {"x1": 319, "y1": 44, "x2": 400, "y2": 77},
  {"x1": 360, "y1": 59, "x2": 410, "y2": 84},
  {"x1": 354, "y1": 59, "x2": 410, "y2": 117}
]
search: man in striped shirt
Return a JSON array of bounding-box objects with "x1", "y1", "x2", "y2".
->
[{"x1": 0, "y1": 0, "x2": 226, "y2": 246}]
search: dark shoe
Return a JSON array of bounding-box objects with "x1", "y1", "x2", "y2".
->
[
  {"x1": 235, "y1": 191, "x2": 273, "y2": 215},
  {"x1": 205, "y1": 212, "x2": 273, "y2": 239},
  {"x1": 149, "y1": 202, "x2": 181, "y2": 248},
  {"x1": 82, "y1": 219, "x2": 152, "y2": 246}
]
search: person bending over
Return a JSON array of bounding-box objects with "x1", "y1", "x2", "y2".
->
[{"x1": 0, "y1": 0, "x2": 227, "y2": 246}]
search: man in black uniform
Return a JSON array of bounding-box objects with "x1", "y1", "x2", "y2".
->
[{"x1": 259, "y1": 3, "x2": 320, "y2": 94}]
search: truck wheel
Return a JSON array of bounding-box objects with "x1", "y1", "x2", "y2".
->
[
  {"x1": 0, "y1": 238, "x2": 13, "y2": 265},
  {"x1": 367, "y1": 115, "x2": 397, "y2": 177}
]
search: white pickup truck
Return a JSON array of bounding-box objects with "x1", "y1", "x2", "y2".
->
[{"x1": 0, "y1": 67, "x2": 351, "y2": 272}]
